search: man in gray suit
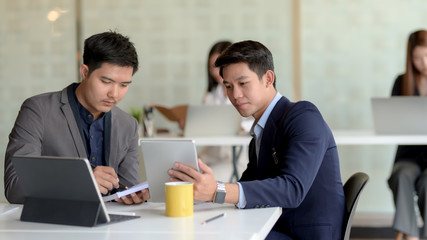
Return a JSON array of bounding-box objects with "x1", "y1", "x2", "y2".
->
[{"x1": 4, "y1": 31, "x2": 149, "y2": 205}]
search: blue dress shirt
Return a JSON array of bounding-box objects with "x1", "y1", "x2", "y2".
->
[{"x1": 77, "y1": 103, "x2": 105, "y2": 167}]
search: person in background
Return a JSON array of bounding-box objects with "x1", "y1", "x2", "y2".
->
[
  {"x1": 169, "y1": 40, "x2": 345, "y2": 239},
  {"x1": 203, "y1": 40, "x2": 232, "y2": 105},
  {"x1": 4, "y1": 31, "x2": 149, "y2": 205},
  {"x1": 198, "y1": 41, "x2": 234, "y2": 181},
  {"x1": 388, "y1": 29, "x2": 427, "y2": 240}
]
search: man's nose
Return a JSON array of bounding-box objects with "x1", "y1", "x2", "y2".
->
[{"x1": 108, "y1": 84, "x2": 118, "y2": 98}]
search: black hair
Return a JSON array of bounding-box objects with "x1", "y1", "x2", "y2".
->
[
  {"x1": 83, "y1": 31, "x2": 139, "y2": 76},
  {"x1": 207, "y1": 41, "x2": 232, "y2": 92},
  {"x1": 215, "y1": 40, "x2": 276, "y2": 87}
]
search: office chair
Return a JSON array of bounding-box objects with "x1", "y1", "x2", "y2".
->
[{"x1": 342, "y1": 172, "x2": 369, "y2": 240}]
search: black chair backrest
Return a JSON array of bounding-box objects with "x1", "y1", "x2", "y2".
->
[{"x1": 342, "y1": 172, "x2": 369, "y2": 240}]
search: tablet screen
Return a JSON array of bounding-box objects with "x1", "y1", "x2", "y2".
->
[{"x1": 139, "y1": 139, "x2": 199, "y2": 202}]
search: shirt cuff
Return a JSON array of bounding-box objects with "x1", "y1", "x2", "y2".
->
[{"x1": 235, "y1": 182, "x2": 247, "y2": 208}]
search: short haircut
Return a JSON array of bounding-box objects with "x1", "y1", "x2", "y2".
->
[
  {"x1": 215, "y1": 40, "x2": 275, "y2": 87},
  {"x1": 83, "y1": 31, "x2": 139, "y2": 76}
]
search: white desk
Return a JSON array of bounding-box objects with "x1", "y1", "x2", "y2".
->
[
  {"x1": 145, "y1": 130, "x2": 427, "y2": 147},
  {"x1": 331, "y1": 130, "x2": 427, "y2": 213},
  {"x1": 332, "y1": 130, "x2": 427, "y2": 145},
  {"x1": 146, "y1": 130, "x2": 427, "y2": 149},
  {"x1": 0, "y1": 202, "x2": 281, "y2": 240},
  {"x1": 141, "y1": 135, "x2": 252, "y2": 147}
]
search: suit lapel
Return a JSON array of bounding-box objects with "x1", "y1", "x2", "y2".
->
[
  {"x1": 257, "y1": 97, "x2": 289, "y2": 176},
  {"x1": 257, "y1": 122, "x2": 277, "y2": 176},
  {"x1": 61, "y1": 85, "x2": 87, "y2": 158},
  {"x1": 103, "y1": 111, "x2": 111, "y2": 166}
]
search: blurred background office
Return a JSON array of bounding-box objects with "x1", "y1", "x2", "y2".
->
[{"x1": 1, "y1": 0, "x2": 427, "y2": 217}]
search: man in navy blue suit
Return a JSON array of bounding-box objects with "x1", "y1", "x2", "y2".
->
[{"x1": 168, "y1": 40, "x2": 345, "y2": 240}]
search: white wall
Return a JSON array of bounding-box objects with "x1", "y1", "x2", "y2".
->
[{"x1": 301, "y1": 0, "x2": 427, "y2": 213}]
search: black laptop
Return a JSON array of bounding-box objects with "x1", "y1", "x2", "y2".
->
[{"x1": 11, "y1": 155, "x2": 140, "y2": 227}]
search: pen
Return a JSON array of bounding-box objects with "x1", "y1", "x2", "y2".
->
[
  {"x1": 201, "y1": 213, "x2": 226, "y2": 224},
  {"x1": 108, "y1": 211, "x2": 136, "y2": 216},
  {"x1": 109, "y1": 183, "x2": 128, "y2": 195},
  {"x1": 272, "y1": 148, "x2": 279, "y2": 165},
  {"x1": 118, "y1": 182, "x2": 128, "y2": 190}
]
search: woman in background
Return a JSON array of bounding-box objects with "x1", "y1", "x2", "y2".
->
[
  {"x1": 388, "y1": 29, "x2": 427, "y2": 240},
  {"x1": 199, "y1": 41, "x2": 233, "y2": 181},
  {"x1": 203, "y1": 41, "x2": 232, "y2": 105}
]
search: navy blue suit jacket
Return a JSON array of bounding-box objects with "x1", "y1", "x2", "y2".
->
[{"x1": 239, "y1": 96, "x2": 345, "y2": 240}]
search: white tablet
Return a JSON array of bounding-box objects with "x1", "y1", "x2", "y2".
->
[{"x1": 139, "y1": 139, "x2": 200, "y2": 202}]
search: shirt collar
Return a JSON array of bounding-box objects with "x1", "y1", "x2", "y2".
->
[{"x1": 250, "y1": 92, "x2": 282, "y2": 137}]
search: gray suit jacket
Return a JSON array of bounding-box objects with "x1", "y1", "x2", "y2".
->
[{"x1": 4, "y1": 84, "x2": 140, "y2": 203}]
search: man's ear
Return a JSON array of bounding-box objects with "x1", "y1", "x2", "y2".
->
[
  {"x1": 79, "y1": 64, "x2": 89, "y2": 81},
  {"x1": 265, "y1": 70, "x2": 275, "y2": 87}
]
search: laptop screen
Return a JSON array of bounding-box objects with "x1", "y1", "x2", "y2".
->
[
  {"x1": 184, "y1": 105, "x2": 242, "y2": 137},
  {"x1": 371, "y1": 96, "x2": 427, "y2": 134},
  {"x1": 11, "y1": 155, "x2": 110, "y2": 226}
]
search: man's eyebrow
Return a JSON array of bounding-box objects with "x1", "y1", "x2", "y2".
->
[
  {"x1": 230, "y1": 76, "x2": 249, "y2": 81},
  {"x1": 223, "y1": 75, "x2": 249, "y2": 84},
  {"x1": 236, "y1": 75, "x2": 249, "y2": 81},
  {"x1": 101, "y1": 76, "x2": 132, "y2": 84}
]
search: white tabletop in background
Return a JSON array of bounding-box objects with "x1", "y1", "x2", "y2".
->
[
  {"x1": 332, "y1": 130, "x2": 427, "y2": 145},
  {"x1": 0, "y1": 202, "x2": 281, "y2": 240},
  {"x1": 141, "y1": 130, "x2": 427, "y2": 146},
  {"x1": 140, "y1": 135, "x2": 252, "y2": 147}
]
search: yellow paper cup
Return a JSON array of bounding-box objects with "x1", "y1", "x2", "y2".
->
[{"x1": 165, "y1": 182, "x2": 194, "y2": 217}]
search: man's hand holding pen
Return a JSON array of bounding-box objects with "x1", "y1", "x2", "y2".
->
[
  {"x1": 92, "y1": 166, "x2": 119, "y2": 194},
  {"x1": 92, "y1": 165, "x2": 150, "y2": 205}
]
